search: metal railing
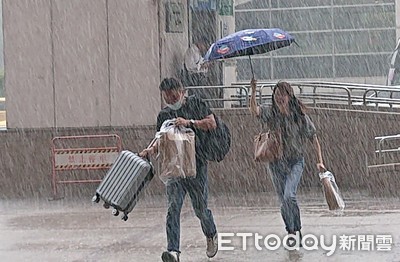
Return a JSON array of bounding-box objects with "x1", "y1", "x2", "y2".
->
[
  {"x1": 374, "y1": 134, "x2": 400, "y2": 165},
  {"x1": 186, "y1": 81, "x2": 400, "y2": 110},
  {"x1": 362, "y1": 88, "x2": 400, "y2": 108},
  {"x1": 185, "y1": 85, "x2": 249, "y2": 108}
]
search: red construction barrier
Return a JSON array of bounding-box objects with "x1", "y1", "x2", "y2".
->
[{"x1": 51, "y1": 134, "x2": 122, "y2": 199}]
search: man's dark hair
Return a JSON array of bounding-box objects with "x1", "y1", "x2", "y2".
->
[{"x1": 159, "y1": 77, "x2": 183, "y2": 91}]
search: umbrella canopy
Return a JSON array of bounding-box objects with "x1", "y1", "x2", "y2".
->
[
  {"x1": 204, "y1": 28, "x2": 295, "y2": 61},
  {"x1": 203, "y1": 28, "x2": 296, "y2": 78}
]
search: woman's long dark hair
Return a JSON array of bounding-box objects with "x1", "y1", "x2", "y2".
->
[{"x1": 270, "y1": 81, "x2": 307, "y2": 128}]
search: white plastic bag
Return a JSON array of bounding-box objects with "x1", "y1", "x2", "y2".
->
[
  {"x1": 319, "y1": 170, "x2": 345, "y2": 212},
  {"x1": 156, "y1": 119, "x2": 196, "y2": 183}
]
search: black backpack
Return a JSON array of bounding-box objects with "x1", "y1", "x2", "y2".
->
[{"x1": 199, "y1": 114, "x2": 231, "y2": 162}]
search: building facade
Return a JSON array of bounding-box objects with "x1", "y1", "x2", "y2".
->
[
  {"x1": 3, "y1": 0, "x2": 189, "y2": 128},
  {"x1": 2, "y1": 0, "x2": 399, "y2": 129},
  {"x1": 235, "y1": 0, "x2": 399, "y2": 84}
]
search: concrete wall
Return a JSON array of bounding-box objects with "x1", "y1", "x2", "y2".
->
[
  {"x1": 52, "y1": 0, "x2": 110, "y2": 127},
  {"x1": 108, "y1": 0, "x2": 161, "y2": 126},
  {"x1": 3, "y1": 0, "x2": 54, "y2": 128},
  {"x1": 1, "y1": 106, "x2": 400, "y2": 200},
  {"x1": 367, "y1": 164, "x2": 400, "y2": 196},
  {"x1": 3, "y1": 0, "x2": 164, "y2": 128},
  {"x1": 159, "y1": 0, "x2": 189, "y2": 80}
]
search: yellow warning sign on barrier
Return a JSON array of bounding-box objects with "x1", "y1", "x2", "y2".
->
[{"x1": 54, "y1": 149, "x2": 119, "y2": 169}]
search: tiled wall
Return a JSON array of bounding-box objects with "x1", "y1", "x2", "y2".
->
[{"x1": 1, "y1": 107, "x2": 400, "y2": 199}]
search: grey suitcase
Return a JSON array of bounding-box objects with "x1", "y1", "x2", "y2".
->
[{"x1": 92, "y1": 150, "x2": 154, "y2": 221}]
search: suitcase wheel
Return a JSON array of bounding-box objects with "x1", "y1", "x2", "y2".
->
[
  {"x1": 92, "y1": 194, "x2": 100, "y2": 203},
  {"x1": 122, "y1": 214, "x2": 128, "y2": 221},
  {"x1": 103, "y1": 202, "x2": 110, "y2": 209},
  {"x1": 112, "y1": 209, "x2": 119, "y2": 216}
]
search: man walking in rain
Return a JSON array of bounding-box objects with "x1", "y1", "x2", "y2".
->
[
  {"x1": 181, "y1": 35, "x2": 222, "y2": 108},
  {"x1": 139, "y1": 77, "x2": 218, "y2": 262},
  {"x1": 182, "y1": 36, "x2": 209, "y2": 88}
]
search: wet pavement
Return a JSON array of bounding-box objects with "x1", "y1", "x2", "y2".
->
[{"x1": 1, "y1": 192, "x2": 400, "y2": 262}]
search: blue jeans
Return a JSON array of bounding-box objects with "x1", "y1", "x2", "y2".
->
[
  {"x1": 269, "y1": 157, "x2": 305, "y2": 233},
  {"x1": 165, "y1": 158, "x2": 217, "y2": 252}
]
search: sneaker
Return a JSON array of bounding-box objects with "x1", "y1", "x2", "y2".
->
[
  {"x1": 206, "y1": 233, "x2": 218, "y2": 258},
  {"x1": 161, "y1": 251, "x2": 180, "y2": 262}
]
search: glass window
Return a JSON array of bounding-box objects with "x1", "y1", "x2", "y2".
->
[
  {"x1": 276, "y1": 32, "x2": 333, "y2": 56},
  {"x1": 235, "y1": 0, "x2": 271, "y2": 10},
  {"x1": 333, "y1": 0, "x2": 394, "y2": 5},
  {"x1": 234, "y1": 1, "x2": 397, "y2": 81},
  {"x1": 334, "y1": 29, "x2": 396, "y2": 54},
  {"x1": 235, "y1": 11, "x2": 270, "y2": 31},
  {"x1": 335, "y1": 54, "x2": 389, "y2": 77},
  {"x1": 237, "y1": 58, "x2": 271, "y2": 81},
  {"x1": 271, "y1": 8, "x2": 332, "y2": 31},
  {"x1": 333, "y1": 5, "x2": 395, "y2": 29},
  {"x1": 273, "y1": 56, "x2": 334, "y2": 79},
  {"x1": 272, "y1": 0, "x2": 331, "y2": 8}
]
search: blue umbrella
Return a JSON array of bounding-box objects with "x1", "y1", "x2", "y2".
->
[{"x1": 203, "y1": 28, "x2": 296, "y2": 78}]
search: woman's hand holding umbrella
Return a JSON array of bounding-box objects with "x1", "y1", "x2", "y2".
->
[{"x1": 250, "y1": 78, "x2": 257, "y2": 93}]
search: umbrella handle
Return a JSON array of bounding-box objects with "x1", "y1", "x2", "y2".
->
[{"x1": 249, "y1": 55, "x2": 255, "y2": 79}]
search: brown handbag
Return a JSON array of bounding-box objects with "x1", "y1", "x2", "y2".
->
[{"x1": 254, "y1": 129, "x2": 283, "y2": 162}]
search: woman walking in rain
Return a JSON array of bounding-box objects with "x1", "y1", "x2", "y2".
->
[{"x1": 249, "y1": 79, "x2": 325, "y2": 244}]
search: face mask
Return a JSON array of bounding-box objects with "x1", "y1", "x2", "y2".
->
[{"x1": 167, "y1": 95, "x2": 183, "y2": 110}]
